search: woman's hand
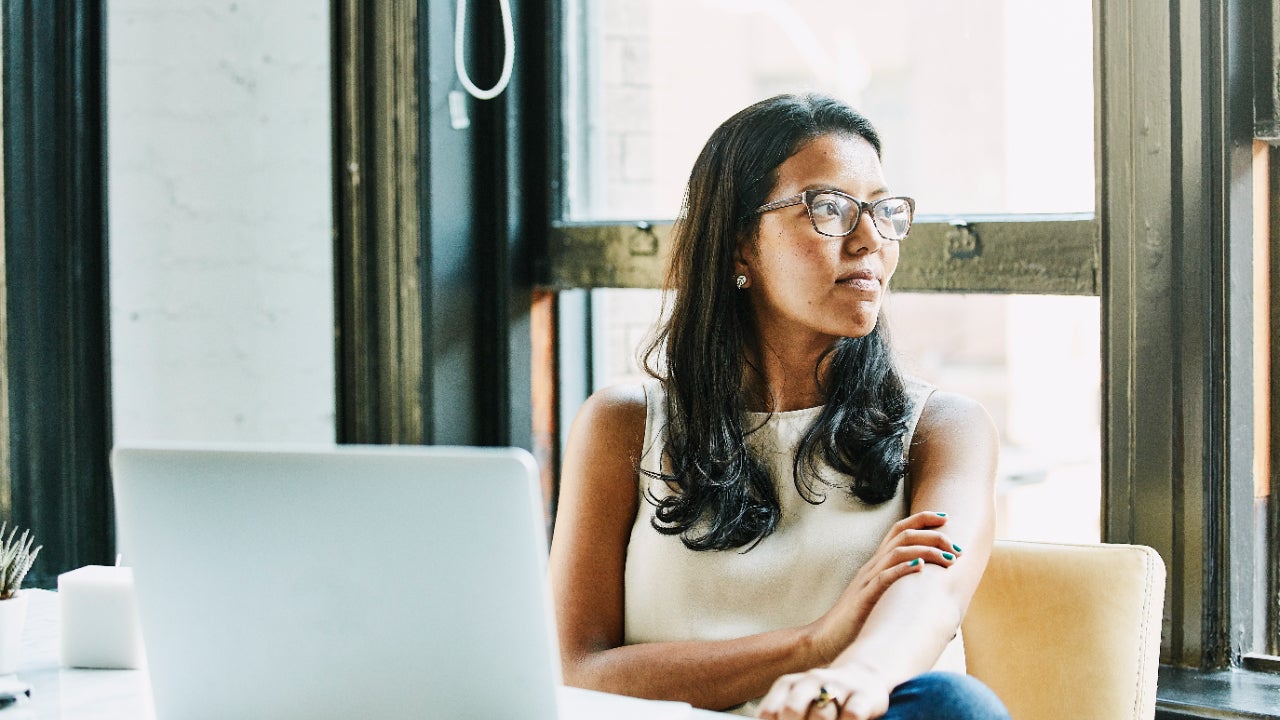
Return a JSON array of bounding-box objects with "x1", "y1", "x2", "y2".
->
[
  {"x1": 805, "y1": 511, "x2": 961, "y2": 663},
  {"x1": 756, "y1": 662, "x2": 891, "y2": 720}
]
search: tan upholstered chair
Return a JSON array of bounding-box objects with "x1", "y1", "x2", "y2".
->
[{"x1": 962, "y1": 540, "x2": 1166, "y2": 720}]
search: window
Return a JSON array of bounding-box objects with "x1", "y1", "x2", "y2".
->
[
  {"x1": 558, "y1": 0, "x2": 1100, "y2": 544},
  {"x1": 564, "y1": 0, "x2": 1093, "y2": 220}
]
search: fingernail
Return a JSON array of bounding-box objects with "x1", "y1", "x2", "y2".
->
[
  {"x1": 942, "y1": 552, "x2": 955, "y2": 561},
  {"x1": 952, "y1": 543, "x2": 963, "y2": 553},
  {"x1": 934, "y1": 512, "x2": 947, "y2": 517},
  {"x1": 909, "y1": 558, "x2": 922, "y2": 567}
]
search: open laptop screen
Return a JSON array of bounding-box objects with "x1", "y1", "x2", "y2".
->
[{"x1": 112, "y1": 444, "x2": 561, "y2": 720}]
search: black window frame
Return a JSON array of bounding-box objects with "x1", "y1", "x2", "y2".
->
[{"x1": 0, "y1": 0, "x2": 113, "y2": 587}]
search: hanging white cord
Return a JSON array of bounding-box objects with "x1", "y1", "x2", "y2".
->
[{"x1": 455, "y1": 0, "x2": 515, "y2": 100}]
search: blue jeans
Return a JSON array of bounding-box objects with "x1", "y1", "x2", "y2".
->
[{"x1": 882, "y1": 672, "x2": 1010, "y2": 720}]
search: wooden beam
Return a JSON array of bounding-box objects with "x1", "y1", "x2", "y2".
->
[{"x1": 545, "y1": 217, "x2": 1099, "y2": 295}]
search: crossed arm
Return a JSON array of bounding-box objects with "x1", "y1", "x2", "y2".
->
[{"x1": 548, "y1": 383, "x2": 999, "y2": 717}]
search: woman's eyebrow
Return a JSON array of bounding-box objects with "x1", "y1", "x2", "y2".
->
[{"x1": 801, "y1": 183, "x2": 893, "y2": 197}]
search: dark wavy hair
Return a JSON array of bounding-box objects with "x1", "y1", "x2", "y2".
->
[{"x1": 641, "y1": 93, "x2": 912, "y2": 552}]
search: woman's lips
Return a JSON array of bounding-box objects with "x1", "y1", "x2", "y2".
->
[{"x1": 836, "y1": 270, "x2": 880, "y2": 292}]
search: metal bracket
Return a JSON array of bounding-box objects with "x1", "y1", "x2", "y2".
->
[
  {"x1": 946, "y1": 220, "x2": 982, "y2": 260},
  {"x1": 628, "y1": 221, "x2": 660, "y2": 257}
]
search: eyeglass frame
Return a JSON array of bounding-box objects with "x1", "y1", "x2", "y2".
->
[{"x1": 751, "y1": 190, "x2": 917, "y2": 240}]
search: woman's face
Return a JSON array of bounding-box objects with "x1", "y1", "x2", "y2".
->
[{"x1": 737, "y1": 132, "x2": 901, "y2": 352}]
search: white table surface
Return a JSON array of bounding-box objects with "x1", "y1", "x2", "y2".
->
[{"x1": 0, "y1": 589, "x2": 735, "y2": 719}]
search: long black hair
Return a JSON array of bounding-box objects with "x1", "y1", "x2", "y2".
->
[{"x1": 641, "y1": 93, "x2": 912, "y2": 552}]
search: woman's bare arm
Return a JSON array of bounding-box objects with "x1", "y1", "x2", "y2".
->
[
  {"x1": 548, "y1": 383, "x2": 825, "y2": 710},
  {"x1": 758, "y1": 391, "x2": 1000, "y2": 719}
]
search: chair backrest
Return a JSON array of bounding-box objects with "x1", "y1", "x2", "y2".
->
[{"x1": 961, "y1": 540, "x2": 1166, "y2": 720}]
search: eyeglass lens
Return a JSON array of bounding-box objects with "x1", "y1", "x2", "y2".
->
[{"x1": 809, "y1": 192, "x2": 912, "y2": 239}]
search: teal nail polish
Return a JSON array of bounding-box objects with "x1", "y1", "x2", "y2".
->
[
  {"x1": 942, "y1": 552, "x2": 955, "y2": 561},
  {"x1": 909, "y1": 558, "x2": 922, "y2": 567},
  {"x1": 952, "y1": 543, "x2": 963, "y2": 553},
  {"x1": 934, "y1": 512, "x2": 947, "y2": 517}
]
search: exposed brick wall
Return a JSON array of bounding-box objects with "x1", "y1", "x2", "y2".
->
[{"x1": 108, "y1": 0, "x2": 335, "y2": 443}]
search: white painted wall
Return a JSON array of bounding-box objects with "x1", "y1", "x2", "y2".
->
[{"x1": 108, "y1": 1, "x2": 335, "y2": 444}]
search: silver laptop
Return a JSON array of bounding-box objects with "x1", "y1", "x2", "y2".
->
[{"x1": 112, "y1": 444, "x2": 565, "y2": 720}]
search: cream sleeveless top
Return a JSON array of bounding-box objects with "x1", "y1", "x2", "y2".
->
[{"x1": 623, "y1": 377, "x2": 966, "y2": 716}]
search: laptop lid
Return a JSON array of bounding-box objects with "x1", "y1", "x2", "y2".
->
[{"x1": 111, "y1": 444, "x2": 562, "y2": 720}]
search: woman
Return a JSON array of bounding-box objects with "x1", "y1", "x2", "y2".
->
[{"x1": 549, "y1": 93, "x2": 1010, "y2": 720}]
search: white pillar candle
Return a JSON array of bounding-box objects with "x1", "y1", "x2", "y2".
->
[{"x1": 57, "y1": 565, "x2": 146, "y2": 669}]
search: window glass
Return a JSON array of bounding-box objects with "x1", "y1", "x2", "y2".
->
[
  {"x1": 590, "y1": 289, "x2": 1102, "y2": 544},
  {"x1": 563, "y1": 0, "x2": 1094, "y2": 220},
  {"x1": 887, "y1": 294, "x2": 1101, "y2": 543}
]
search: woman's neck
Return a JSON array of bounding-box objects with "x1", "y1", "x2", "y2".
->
[{"x1": 742, "y1": 338, "x2": 834, "y2": 412}]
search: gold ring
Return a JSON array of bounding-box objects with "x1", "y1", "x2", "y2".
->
[{"x1": 813, "y1": 685, "x2": 834, "y2": 709}]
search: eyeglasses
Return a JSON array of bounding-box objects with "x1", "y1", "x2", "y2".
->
[{"x1": 752, "y1": 190, "x2": 916, "y2": 241}]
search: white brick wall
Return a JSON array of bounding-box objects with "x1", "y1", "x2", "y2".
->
[{"x1": 108, "y1": 0, "x2": 334, "y2": 444}]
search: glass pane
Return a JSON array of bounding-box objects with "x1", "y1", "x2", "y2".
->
[
  {"x1": 886, "y1": 294, "x2": 1101, "y2": 544},
  {"x1": 589, "y1": 289, "x2": 1102, "y2": 544},
  {"x1": 563, "y1": 0, "x2": 1094, "y2": 220}
]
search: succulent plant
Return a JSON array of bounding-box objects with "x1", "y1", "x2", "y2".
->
[{"x1": 0, "y1": 524, "x2": 40, "y2": 600}]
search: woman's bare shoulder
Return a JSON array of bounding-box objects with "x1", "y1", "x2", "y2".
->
[
  {"x1": 577, "y1": 381, "x2": 648, "y2": 431},
  {"x1": 567, "y1": 381, "x2": 650, "y2": 466},
  {"x1": 914, "y1": 389, "x2": 997, "y2": 444},
  {"x1": 556, "y1": 382, "x2": 650, "y2": 543},
  {"x1": 580, "y1": 381, "x2": 648, "y2": 415}
]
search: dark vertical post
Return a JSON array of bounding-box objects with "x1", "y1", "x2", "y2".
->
[
  {"x1": 1098, "y1": 0, "x2": 1180, "y2": 656},
  {"x1": 1214, "y1": 0, "x2": 1263, "y2": 668},
  {"x1": 334, "y1": 0, "x2": 432, "y2": 445},
  {"x1": 513, "y1": 0, "x2": 557, "y2": 527},
  {"x1": 472, "y1": 0, "x2": 552, "y2": 450},
  {"x1": 333, "y1": 0, "x2": 546, "y2": 450},
  {"x1": 1100, "y1": 0, "x2": 1257, "y2": 667},
  {"x1": 1, "y1": 0, "x2": 112, "y2": 586},
  {"x1": 1255, "y1": 0, "x2": 1280, "y2": 141}
]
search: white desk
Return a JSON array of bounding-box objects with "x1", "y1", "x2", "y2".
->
[{"x1": 0, "y1": 590, "x2": 735, "y2": 719}]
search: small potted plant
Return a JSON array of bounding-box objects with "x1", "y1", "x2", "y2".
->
[{"x1": 0, "y1": 524, "x2": 40, "y2": 674}]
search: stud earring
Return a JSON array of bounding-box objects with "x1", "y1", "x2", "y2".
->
[{"x1": 735, "y1": 274, "x2": 747, "y2": 289}]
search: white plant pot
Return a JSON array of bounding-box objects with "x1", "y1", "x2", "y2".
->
[{"x1": 0, "y1": 594, "x2": 28, "y2": 674}]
